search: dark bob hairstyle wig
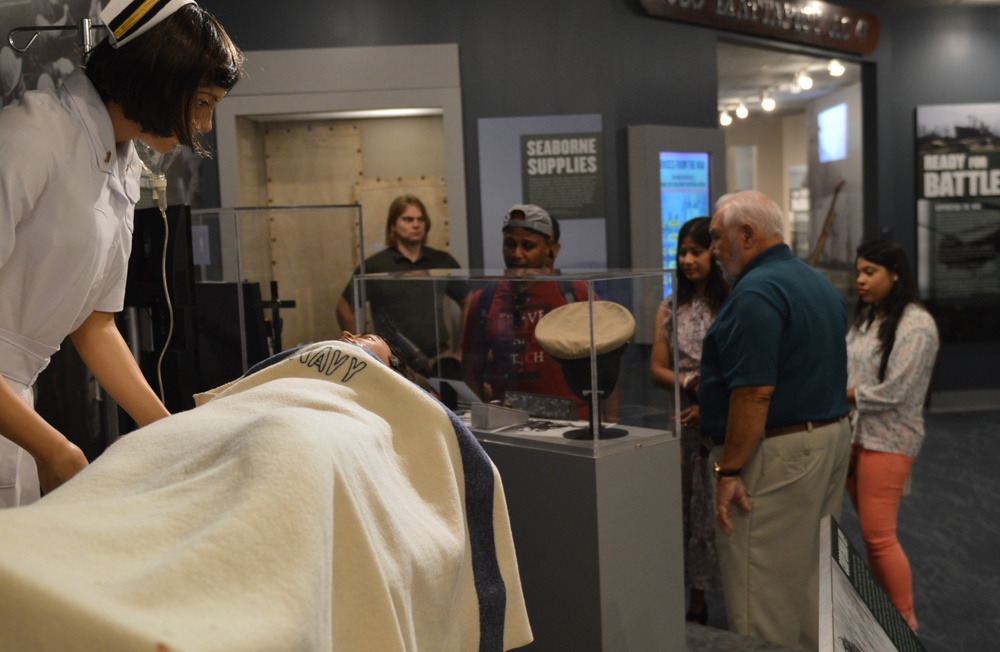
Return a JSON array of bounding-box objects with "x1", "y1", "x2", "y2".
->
[{"x1": 85, "y1": 3, "x2": 244, "y2": 156}]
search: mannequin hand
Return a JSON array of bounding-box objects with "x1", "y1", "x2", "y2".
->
[{"x1": 35, "y1": 440, "x2": 88, "y2": 494}]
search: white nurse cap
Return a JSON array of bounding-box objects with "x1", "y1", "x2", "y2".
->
[{"x1": 101, "y1": 0, "x2": 197, "y2": 48}]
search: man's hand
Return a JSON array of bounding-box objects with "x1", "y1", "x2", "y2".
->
[{"x1": 716, "y1": 475, "x2": 751, "y2": 536}]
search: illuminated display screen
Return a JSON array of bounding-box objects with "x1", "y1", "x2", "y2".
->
[
  {"x1": 660, "y1": 151, "x2": 711, "y2": 297},
  {"x1": 818, "y1": 103, "x2": 848, "y2": 163}
]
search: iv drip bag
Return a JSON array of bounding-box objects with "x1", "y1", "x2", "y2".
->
[{"x1": 134, "y1": 141, "x2": 182, "y2": 211}]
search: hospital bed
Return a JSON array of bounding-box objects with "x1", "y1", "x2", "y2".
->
[{"x1": 0, "y1": 340, "x2": 531, "y2": 651}]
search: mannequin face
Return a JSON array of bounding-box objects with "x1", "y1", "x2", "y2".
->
[
  {"x1": 855, "y1": 256, "x2": 895, "y2": 307},
  {"x1": 339, "y1": 331, "x2": 392, "y2": 366},
  {"x1": 190, "y1": 85, "x2": 225, "y2": 135},
  {"x1": 133, "y1": 85, "x2": 226, "y2": 154}
]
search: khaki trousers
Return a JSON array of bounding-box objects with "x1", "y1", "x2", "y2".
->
[{"x1": 712, "y1": 418, "x2": 851, "y2": 651}]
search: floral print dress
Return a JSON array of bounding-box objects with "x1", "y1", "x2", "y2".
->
[{"x1": 661, "y1": 295, "x2": 721, "y2": 591}]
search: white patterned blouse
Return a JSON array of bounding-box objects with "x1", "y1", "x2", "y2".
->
[{"x1": 847, "y1": 303, "x2": 940, "y2": 457}]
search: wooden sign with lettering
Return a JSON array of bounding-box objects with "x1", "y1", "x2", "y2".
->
[{"x1": 640, "y1": 0, "x2": 880, "y2": 56}]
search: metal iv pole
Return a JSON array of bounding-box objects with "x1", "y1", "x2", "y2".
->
[{"x1": 8, "y1": 18, "x2": 105, "y2": 54}]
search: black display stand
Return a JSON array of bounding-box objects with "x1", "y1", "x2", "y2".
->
[
  {"x1": 193, "y1": 281, "x2": 270, "y2": 391},
  {"x1": 555, "y1": 344, "x2": 629, "y2": 440}
]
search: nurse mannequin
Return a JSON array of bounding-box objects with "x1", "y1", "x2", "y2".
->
[{"x1": 0, "y1": 0, "x2": 244, "y2": 507}]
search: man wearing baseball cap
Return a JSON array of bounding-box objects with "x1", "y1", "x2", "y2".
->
[{"x1": 460, "y1": 205, "x2": 591, "y2": 417}]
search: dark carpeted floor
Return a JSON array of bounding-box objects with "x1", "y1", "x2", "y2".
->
[{"x1": 685, "y1": 408, "x2": 1000, "y2": 651}]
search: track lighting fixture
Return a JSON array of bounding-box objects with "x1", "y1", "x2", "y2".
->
[
  {"x1": 735, "y1": 103, "x2": 749, "y2": 119},
  {"x1": 796, "y1": 71, "x2": 813, "y2": 90},
  {"x1": 719, "y1": 110, "x2": 732, "y2": 126},
  {"x1": 828, "y1": 59, "x2": 845, "y2": 77},
  {"x1": 760, "y1": 94, "x2": 776, "y2": 112}
]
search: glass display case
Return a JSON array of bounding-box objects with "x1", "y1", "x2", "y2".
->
[
  {"x1": 184, "y1": 222, "x2": 685, "y2": 647},
  {"x1": 189, "y1": 205, "x2": 363, "y2": 389},
  {"x1": 183, "y1": 209, "x2": 682, "y2": 452},
  {"x1": 353, "y1": 268, "x2": 680, "y2": 454},
  {"x1": 353, "y1": 268, "x2": 685, "y2": 650}
]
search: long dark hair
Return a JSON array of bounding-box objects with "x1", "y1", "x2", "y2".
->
[
  {"x1": 853, "y1": 240, "x2": 920, "y2": 382},
  {"x1": 676, "y1": 216, "x2": 729, "y2": 314},
  {"x1": 85, "y1": 4, "x2": 244, "y2": 155}
]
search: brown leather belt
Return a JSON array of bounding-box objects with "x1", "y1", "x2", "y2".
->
[{"x1": 764, "y1": 416, "x2": 845, "y2": 439}]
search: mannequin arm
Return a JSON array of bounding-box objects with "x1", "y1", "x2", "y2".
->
[{"x1": 70, "y1": 311, "x2": 169, "y2": 427}]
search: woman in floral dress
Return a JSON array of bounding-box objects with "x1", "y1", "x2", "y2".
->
[{"x1": 650, "y1": 216, "x2": 729, "y2": 623}]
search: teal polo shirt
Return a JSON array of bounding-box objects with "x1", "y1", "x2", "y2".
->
[{"x1": 700, "y1": 244, "x2": 848, "y2": 445}]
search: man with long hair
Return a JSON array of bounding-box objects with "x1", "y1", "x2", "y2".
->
[{"x1": 336, "y1": 195, "x2": 468, "y2": 376}]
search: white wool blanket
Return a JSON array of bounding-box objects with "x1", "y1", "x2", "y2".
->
[{"x1": 0, "y1": 340, "x2": 531, "y2": 651}]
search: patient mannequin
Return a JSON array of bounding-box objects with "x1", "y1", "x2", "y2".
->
[
  {"x1": 245, "y1": 331, "x2": 428, "y2": 395},
  {"x1": 340, "y1": 331, "x2": 394, "y2": 367},
  {"x1": 0, "y1": 331, "x2": 533, "y2": 652},
  {"x1": 339, "y1": 331, "x2": 418, "y2": 381}
]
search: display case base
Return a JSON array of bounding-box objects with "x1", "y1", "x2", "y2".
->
[{"x1": 476, "y1": 427, "x2": 684, "y2": 651}]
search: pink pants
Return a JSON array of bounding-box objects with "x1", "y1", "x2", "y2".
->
[{"x1": 846, "y1": 444, "x2": 917, "y2": 631}]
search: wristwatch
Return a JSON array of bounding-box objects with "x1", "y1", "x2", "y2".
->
[{"x1": 714, "y1": 461, "x2": 741, "y2": 479}]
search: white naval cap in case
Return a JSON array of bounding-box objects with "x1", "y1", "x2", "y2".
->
[
  {"x1": 101, "y1": 0, "x2": 197, "y2": 48},
  {"x1": 534, "y1": 301, "x2": 636, "y2": 360}
]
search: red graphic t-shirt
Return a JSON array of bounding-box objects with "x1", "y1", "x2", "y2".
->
[{"x1": 461, "y1": 280, "x2": 591, "y2": 418}]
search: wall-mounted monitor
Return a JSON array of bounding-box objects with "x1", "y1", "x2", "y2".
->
[
  {"x1": 659, "y1": 151, "x2": 712, "y2": 297},
  {"x1": 627, "y1": 125, "x2": 726, "y2": 344},
  {"x1": 818, "y1": 102, "x2": 848, "y2": 163}
]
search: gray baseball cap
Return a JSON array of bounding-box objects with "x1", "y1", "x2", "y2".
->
[{"x1": 503, "y1": 204, "x2": 553, "y2": 238}]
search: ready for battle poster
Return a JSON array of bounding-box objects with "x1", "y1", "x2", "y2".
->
[{"x1": 915, "y1": 103, "x2": 1000, "y2": 342}]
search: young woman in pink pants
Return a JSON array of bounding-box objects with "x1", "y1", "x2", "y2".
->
[{"x1": 846, "y1": 240, "x2": 939, "y2": 632}]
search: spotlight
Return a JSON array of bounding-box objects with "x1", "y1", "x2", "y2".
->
[
  {"x1": 719, "y1": 110, "x2": 732, "y2": 126},
  {"x1": 796, "y1": 71, "x2": 813, "y2": 90},
  {"x1": 760, "y1": 94, "x2": 776, "y2": 112},
  {"x1": 736, "y1": 103, "x2": 749, "y2": 119},
  {"x1": 828, "y1": 59, "x2": 846, "y2": 77}
]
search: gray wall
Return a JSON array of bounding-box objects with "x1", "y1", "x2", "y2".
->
[
  {"x1": 197, "y1": 0, "x2": 999, "y2": 395},
  {"x1": 875, "y1": 5, "x2": 1000, "y2": 395},
  {"x1": 198, "y1": 0, "x2": 719, "y2": 269}
]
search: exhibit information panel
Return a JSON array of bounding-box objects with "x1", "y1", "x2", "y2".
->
[
  {"x1": 819, "y1": 516, "x2": 926, "y2": 652},
  {"x1": 915, "y1": 103, "x2": 1000, "y2": 343}
]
